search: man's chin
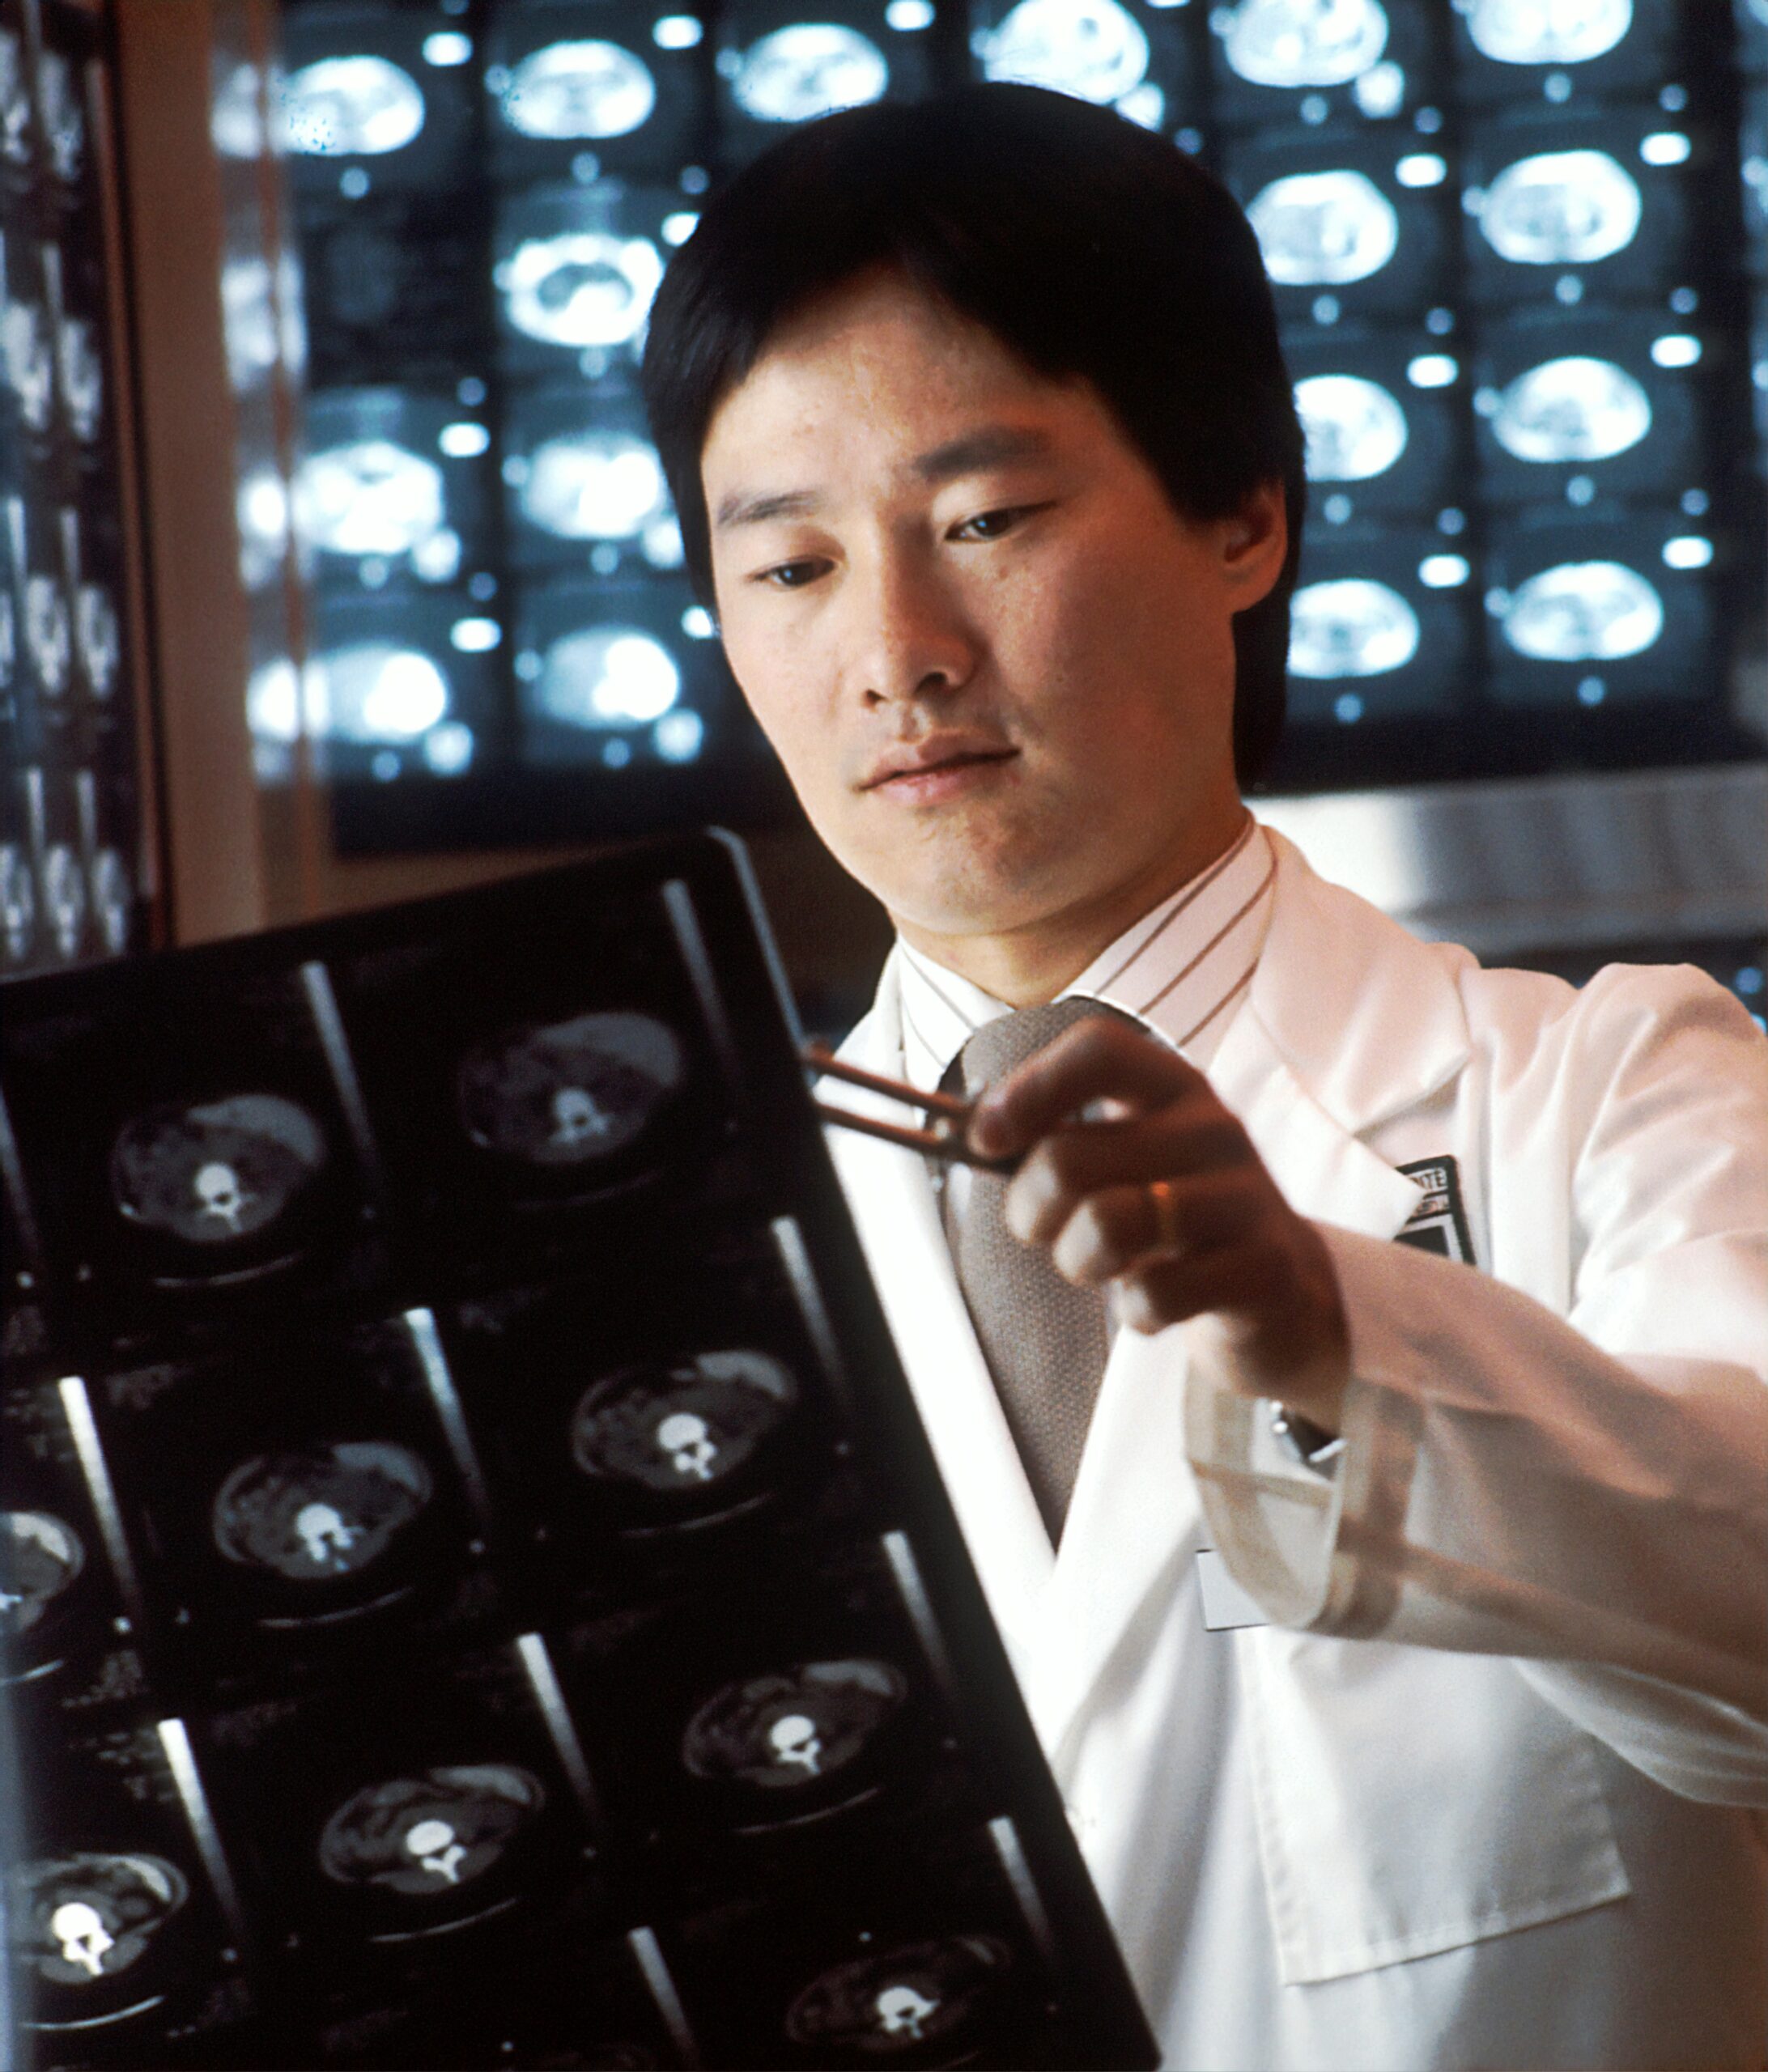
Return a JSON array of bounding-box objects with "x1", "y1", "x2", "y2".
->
[
  {"x1": 818, "y1": 813, "x2": 1073, "y2": 937},
  {"x1": 878, "y1": 880, "x2": 1069, "y2": 949}
]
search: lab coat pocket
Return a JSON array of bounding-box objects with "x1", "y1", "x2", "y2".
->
[{"x1": 1240, "y1": 1626, "x2": 1630, "y2": 1985}]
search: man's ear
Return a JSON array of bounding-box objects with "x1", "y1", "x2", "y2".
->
[{"x1": 1219, "y1": 480, "x2": 1289, "y2": 609}]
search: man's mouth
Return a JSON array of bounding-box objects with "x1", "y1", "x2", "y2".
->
[{"x1": 861, "y1": 738, "x2": 1018, "y2": 792}]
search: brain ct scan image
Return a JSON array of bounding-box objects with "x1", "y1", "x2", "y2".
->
[
  {"x1": 211, "y1": 1441, "x2": 433, "y2": 1585},
  {"x1": 570, "y1": 1348, "x2": 799, "y2": 1500},
  {"x1": 1247, "y1": 169, "x2": 1400, "y2": 287},
  {"x1": 108, "y1": 1093, "x2": 329, "y2": 1251},
  {"x1": 501, "y1": 231, "x2": 665, "y2": 351},
  {"x1": 317, "y1": 1764, "x2": 546, "y2": 1904},
  {"x1": 499, "y1": 39, "x2": 659, "y2": 141},
  {"x1": 283, "y1": 55, "x2": 427, "y2": 159},
  {"x1": 784, "y1": 1934, "x2": 1014, "y2": 2057},
  {"x1": 980, "y1": 0, "x2": 1150, "y2": 108},
  {"x1": 0, "y1": 1509, "x2": 84, "y2": 1641},
  {"x1": 1220, "y1": 0, "x2": 1389, "y2": 89},
  {"x1": 456, "y1": 1010, "x2": 685, "y2": 1171},
  {"x1": 1476, "y1": 149, "x2": 1642, "y2": 268},
  {"x1": 731, "y1": 26, "x2": 890, "y2": 125},
  {"x1": 12, "y1": 1852, "x2": 190, "y2": 1989},
  {"x1": 682, "y1": 1658, "x2": 909, "y2": 1798},
  {"x1": 1466, "y1": 0, "x2": 1630, "y2": 67}
]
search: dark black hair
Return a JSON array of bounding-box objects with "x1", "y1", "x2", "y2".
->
[{"x1": 641, "y1": 83, "x2": 1304, "y2": 788}]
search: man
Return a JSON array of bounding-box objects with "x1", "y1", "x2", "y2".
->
[{"x1": 642, "y1": 86, "x2": 1768, "y2": 2070}]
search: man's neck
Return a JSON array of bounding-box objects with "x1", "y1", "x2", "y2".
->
[{"x1": 891, "y1": 805, "x2": 1253, "y2": 1008}]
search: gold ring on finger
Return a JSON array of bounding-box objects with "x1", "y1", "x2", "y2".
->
[{"x1": 1148, "y1": 1178, "x2": 1183, "y2": 1254}]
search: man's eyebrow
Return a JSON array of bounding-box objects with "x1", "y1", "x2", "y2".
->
[
  {"x1": 912, "y1": 425, "x2": 1055, "y2": 482},
  {"x1": 712, "y1": 427, "x2": 1054, "y2": 529},
  {"x1": 713, "y1": 487, "x2": 822, "y2": 530}
]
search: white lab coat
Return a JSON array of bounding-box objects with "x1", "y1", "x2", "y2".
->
[{"x1": 824, "y1": 829, "x2": 1768, "y2": 2072}]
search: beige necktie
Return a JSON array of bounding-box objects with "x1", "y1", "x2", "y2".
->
[{"x1": 941, "y1": 998, "x2": 1134, "y2": 1543}]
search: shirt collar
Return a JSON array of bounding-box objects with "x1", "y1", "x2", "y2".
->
[{"x1": 895, "y1": 816, "x2": 1277, "y2": 1093}]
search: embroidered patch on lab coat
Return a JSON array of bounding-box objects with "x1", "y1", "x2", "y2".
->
[{"x1": 1395, "y1": 1156, "x2": 1476, "y2": 1266}]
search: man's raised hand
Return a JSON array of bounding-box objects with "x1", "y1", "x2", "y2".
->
[{"x1": 967, "y1": 1015, "x2": 1350, "y2": 1424}]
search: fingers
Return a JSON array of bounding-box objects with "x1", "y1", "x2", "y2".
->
[
  {"x1": 969, "y1": 1015, "x2": 1207, "y2": 1160},
  {"x1": 955, "y1": 1006, "x2": 1353, "y2": 1408},
  {"x1": 1111, "y1": 1244, "x2": 1269, "y2": 1336},
  {"x1": 1045, "y1": 1170, "x2": 1263, "y2": 1284},
  {"x1": 1005, "y1": 1102, "x2": 1252, "y2": 1245},
  {"x1": 1116, "y1": 1225, "x2": 1352, "y2": 1424}
]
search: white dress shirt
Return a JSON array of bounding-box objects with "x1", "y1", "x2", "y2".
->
[{"x1": 895, "y1": 812, "x2": 1277, "y2": 1092}]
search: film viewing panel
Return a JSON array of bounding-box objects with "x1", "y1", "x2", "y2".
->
[{"x1": 0, "y1": 833, "x2": 1158, "y2": 2071}]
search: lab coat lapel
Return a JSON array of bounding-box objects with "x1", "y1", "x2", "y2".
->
[
  {"x1": 1032, "y1": 838, "x2": 1475, "y2": 1755},
  {"x1": 1030, "y1": 1323, "x2": 1200, "y2": 1760},
  {"x1": 822, "y1": 978, "x2": 1055, "y2": 1676},
  {"x1": 1212, "y1": 830, "x2": 1475, "y2": 1229},
  {"x1": 1209, "y1": 1017, "x2": 1425, "y2": 1237}
]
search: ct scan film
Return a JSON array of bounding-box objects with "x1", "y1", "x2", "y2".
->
[{"x1": 0, "y1": 833, "x2": 1158, "y2": 2071}]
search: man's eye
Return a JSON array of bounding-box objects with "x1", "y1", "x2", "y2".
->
[
  {"x1": 755, "y1": 558, "x2": 826, "y2": 589},
  {"x1": 951, "y1": 505, "x2": 1039, "y2": 542}
]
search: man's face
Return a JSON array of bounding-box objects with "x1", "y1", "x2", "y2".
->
[{"x1": 700, "y1": 273, "x2": 1286, "y2": 960}]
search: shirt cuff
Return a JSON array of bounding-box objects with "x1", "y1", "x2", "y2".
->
[{"x1": 1181, "y1": 1225, "x2": 1422, "y2": 1636}]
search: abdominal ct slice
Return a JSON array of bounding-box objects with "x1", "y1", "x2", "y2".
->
[
  {"x1": 682, "y1": 1658, "x2": 909, "y2": 1791},
  {"x1": 0, "y1": 1509, "x2": 85, "y2": 1638},
  {"x1": 570, "y1": 1348, "x2": 799, "y2": 1496},
  {"x1": 456, "y1": 1011, "x2": 685, "y2": 1170},
  {"x1": 784, "y1": 1935, "x2": 1014, "y2": 2054},
  {"x1": 16, "y1": 1853, "x2": 189, "y2": 1988},
  {"x1": 109, "y1": 1093, "x2": 329, "y2": 1249},
  {"x1": 211, "y1": 1441, "x2": 434, "y2": 1582},
  {"x1": 317, "y1": 1764, "x2": 546, "y2": 1898}
]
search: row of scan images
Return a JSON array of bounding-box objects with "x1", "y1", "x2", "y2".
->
[
  {"x1": 233, "y1": 499, "x2": 1723, "y2": 786},
  {"x1": 0, "y1": 763, "x2": 138, "y2": 974},
  {"x1": 276, "y1": 310, "x2": 1719, "y2": 587},
  {"x1": 278, "y1": 102, "x2": 1730, "y2": 390},
  {"x1": 238, "y1": 299, "x2": 1729, "y2": 771},
  {"x1": 3, "y1": 493, "x2": 129, "y2": 726},
  {"x1": 1, "y1": 5, "x2": 152, "y2": 981},
  {"x1": 259, "y1": 0, "x2": 1753, "y2": 393},
  {"x1": 8, "y1": 1313, "x2": 1086, "y2": 2061},
  {"x1": 245, "y1": 581, "x2": 728, "y2": 784},
  {"x1": 227, "y1": 0, "x2": 1760, "y2": 800},
  {"x1": 14, "y1": 1672, "x2": 1075, "y2": 2071},
  {"x1": 253, "y1": 0, "x2": 1753, "y2": 189},
  {"x1": 8, "y1": 1428, "x2": 1086, "y2": 2070},
  {"x1": 0, "y1": 919, "x2": 746, "y2": 1344},
  {"x1": 7, "y1": 1286, "x2": 935, "y2": 1728}
]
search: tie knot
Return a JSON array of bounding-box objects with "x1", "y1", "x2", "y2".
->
[{"x1": 950, "y1": 996, "x2": 1137, "y2": 1098}]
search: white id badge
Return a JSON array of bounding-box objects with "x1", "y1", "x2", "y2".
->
[{"x1": 1196, "y1": 1547, "x2": 1271, "y2": 1632}]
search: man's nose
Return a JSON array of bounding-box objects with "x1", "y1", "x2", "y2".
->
[{"x1": 846, "y1": 551, "x2": 977, "y2": 708}]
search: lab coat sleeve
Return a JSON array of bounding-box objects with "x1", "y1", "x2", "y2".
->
[{"x1": 1185, "y1": 966, "x2": 1768, "y2": 1807}]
